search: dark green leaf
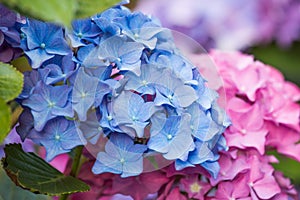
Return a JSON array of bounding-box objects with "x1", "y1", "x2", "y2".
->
[
  {"x1": 0, "y1": 98, "x2": 11, "y2": 143},
  {"x1": 0, "y1": 62, "x2": 23, "y2": 102},
  {"x1": 0, "y1": 0, "x2": 75, "y2": 26},
  {"x1": 249, "y1": 41, "x2": 300, "y2": 86},
  {"x1": 0, "y1": 166, "x2": 51, "y2": 200},
  {"x1": 75, "y1": 0, "x2": 120, "y2": 19},
  {"x1": 2, "y1": 144, "x2": 90, "y2": 196}
]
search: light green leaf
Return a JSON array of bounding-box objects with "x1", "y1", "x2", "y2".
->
[
  {"x1": 1, "y1": 0, "x2": 122, "y2": 26},
  {"x1": 0, "y1": 166, "x2": 51, "y2": 200},
  {"x1": 75, "y1": 0, "x2": 121, "y2": 19},
  {"x1": 0, "y1": 62, "x2": 23, "y2": 102},
  {"x1": 0, "y1": 0, "x2": 76, "y2": 26},
  {"x1": 2, "y1": 144, "x2": 90, "y2": 196},
  {"x1": 0, "y1": 98, "x2": 11, "y2": 143}
]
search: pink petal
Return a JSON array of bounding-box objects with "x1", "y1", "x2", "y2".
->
[
  {"x1": 226, "y1": 128, "x2": 268, "y2": 155},
  {"x1": 166, "y1": 187, "x2": 187, "y2": 200},
  {"x1": 253, "y1": 175, "x2": 281, "y2": 199}
]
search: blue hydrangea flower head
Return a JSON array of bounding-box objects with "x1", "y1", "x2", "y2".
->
[{"x1": 10, "y1": 4, "x2": 230, "y2": 178}]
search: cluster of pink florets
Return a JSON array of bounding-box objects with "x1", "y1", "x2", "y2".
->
[{"x1": 66, "y1": 50, "x2": 300, "y2": 200}]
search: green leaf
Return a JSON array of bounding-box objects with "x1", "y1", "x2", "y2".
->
[
  {"x1": 0, "y1": 98, "x2": 11, "y2": 143},
  {"x1": 1, "y1": 0, "x2": 122, "y2": 26},
  {"x1": 0, "y1": 0, "x2": 76, "y2": 26},
  {"x1": 268, "y1": 150, "x2": 300, "y2": 185},
  {"x1": 0, "y1": 166, "x2": 51, "y2": 200},
  {"x1": 0, "y1": 62, "x2": 23, "y2": 102},
  {"x1": 2, "y1": 144, "x2": 90, "y2": 196},
  {"x1": 249, "y1": 41, "x2": 300, "y2": 86},
  {"x1": 74, "y1": 0, "x2": 120, "y2": 19}
]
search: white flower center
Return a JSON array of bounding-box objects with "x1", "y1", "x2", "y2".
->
[
  {"x1": 48, "y1": 101, "x2": 56, "y2": 108},
  {"x1": 167, "y1": 134, "x2": 172, "y2": 140},
  {"x1": 55, "y1": 135, "x2": 60, "y2": 140},
  {"x1": 107, "y1": 115, "x2": 113, "y2": 121},
  {"x1": 142, "y1": 80, "x2": 147, "y2": 86},
  {"x1": 40, "y1": 43, "x2": 46, "y2": 49}
]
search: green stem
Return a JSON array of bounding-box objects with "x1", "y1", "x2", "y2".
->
[
  {"x1": 59, "y1": 194, "x2": 68, "y2": 200},
  {"x1": 59, "y1": 145, "x2": 84, "y2": 200},
  {"x1": 70, "y1": 145, "x2": 84, "y2": 177}
]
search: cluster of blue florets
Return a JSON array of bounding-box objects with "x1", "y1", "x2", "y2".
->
[{"x1": 14, "y1": 5, "x2": 230, "y2": 178}]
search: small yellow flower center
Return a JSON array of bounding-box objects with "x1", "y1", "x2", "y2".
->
[
  {"x1": 48, "y1": 101, "x2": 56, "y2": 108},
  {"x1": 190, "y1": 182, "x2": 201, "y2": 193},
  {"x1": 81, "y1": 92, "x2": 87, "y2": 98}
]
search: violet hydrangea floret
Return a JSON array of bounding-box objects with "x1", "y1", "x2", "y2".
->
[
  {"x1": 39, "y1": 54, "x2": 76, "y2": 85},
  {"x1": 22, "y1": 81, "x2": 73, "y2": 131},
  {"x1": 0, "y1": 4, "x2": 24, "y2": 62},
  {"x1": 12, "y1": 5, "x2": 230, "y2": 178}
]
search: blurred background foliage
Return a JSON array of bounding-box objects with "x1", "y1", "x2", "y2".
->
[{"x1": 249, "y1": 42, "x2": 300, "y2": 86}]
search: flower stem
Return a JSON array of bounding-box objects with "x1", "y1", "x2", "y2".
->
[
  {"x1": 59, "y1": 145, "x2": 84, "y2": 200},
  {"x1": 70, "y1": 145, "x2": 84, "y2": 177},
  {"x1": 10, "y1": 102, "x2": 23, "y2": 128}
]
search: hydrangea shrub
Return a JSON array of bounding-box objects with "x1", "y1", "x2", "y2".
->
[{"x1": 11, "y1": 5, "x2": 229, "y2": 179}]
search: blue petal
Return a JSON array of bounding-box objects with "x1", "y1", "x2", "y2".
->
[
  {"x1": 92, "y1": 152, "x2": 122, "y2": 175},
  {"x1": 201, "y1": 161, "x2": 220, "y2": 179},
  {"x1": 25, "y1": 48, "x2": 54, "y2": 69},
  {"x1": 72, "y1": 67, "x2": 99, "y2": 121}
]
